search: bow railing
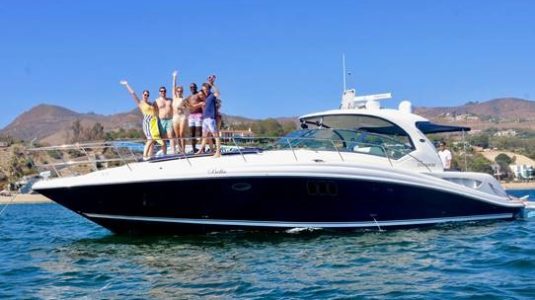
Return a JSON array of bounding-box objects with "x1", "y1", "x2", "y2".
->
[{"x1": 26, "y1": 135, "x2": 401, "y2": 178}]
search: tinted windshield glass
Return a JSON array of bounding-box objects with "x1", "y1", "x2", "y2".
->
[
  {"x1": 274, "y1": 129, "x2": 414, "y2": 160},
  {"x1": 302, "y1": 115, "x2": 408, "y2": 135},
  {"x1": 301, "y1": 114, "x2": 413, "y2": 150}
]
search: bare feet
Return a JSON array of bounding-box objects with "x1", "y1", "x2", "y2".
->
[{"x1": 213, "y1": 152, "x2": 221, "y2": 158}]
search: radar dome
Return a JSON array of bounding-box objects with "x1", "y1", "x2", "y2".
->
[{"x1": 399, "y1": 100, "x2": 412, "y2": 113}]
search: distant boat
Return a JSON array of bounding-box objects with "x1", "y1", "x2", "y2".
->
[{"x1": 15, "y1": 174, "x2": 43, "y2": 194}]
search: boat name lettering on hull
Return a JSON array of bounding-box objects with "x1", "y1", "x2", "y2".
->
[
  {"x1": 417, "y1": 162, "x2": 437, "y2": 168},
  {"x1": 208, "y1": 168, "x2": 226, "y2": 174}
]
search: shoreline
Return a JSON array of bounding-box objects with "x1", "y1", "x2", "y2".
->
[
  {"x1": 500, "y1": 182, "x2": 535, "y2": 190},
  {"x1": 0, "y1": 194, "x2": 52, "y2": 204}
]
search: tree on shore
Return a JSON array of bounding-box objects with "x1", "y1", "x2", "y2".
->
[
  {"x1": 226, "y1": 118, "x2": 297, "y2": 137},
  {"x1": 68, "y1": 120, "x2": 106, "y2": 143}
]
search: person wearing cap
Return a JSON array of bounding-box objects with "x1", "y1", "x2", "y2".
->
[{"x1": 438, "y1": 141, "x2": 452, "y2": 170}]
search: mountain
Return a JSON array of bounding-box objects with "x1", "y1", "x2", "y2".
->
[
  {"x1": 2, "y1": 97, "x2": 535, "y2": 143},
  {"x1": 414, "y1": 97, "x2": 535, "y2": 130},
  {"x1": 416, "y1": 98, "x2": 535, "y2": 120},
  {"x1": 0, "y1": 104, "x2": 285, "y2": 144},
  {"x1": 0, "y1": 104, "x2": 141, "y2": 144},
  {"x1": 1, "y1": 104, "x2": 81, "y2": 143}
]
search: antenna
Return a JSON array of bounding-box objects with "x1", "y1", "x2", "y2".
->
[
  {"x1": 342, "y1": 54, "x2": 347, "y2": 91},
  {"x1": 339, "y1": 55, "x2": 393, "y2": 110}
]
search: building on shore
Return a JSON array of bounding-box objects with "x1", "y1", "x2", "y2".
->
[
  {"x1": 510, "y1": 164, "x2": 534, "y2": 182},
  {"x1": 220, "y1": 129, "x2": 255, "y2": 142}
]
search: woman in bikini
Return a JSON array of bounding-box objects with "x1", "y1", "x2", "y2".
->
[
  {"x1": 171, "y1": 71, "x2": 189, "y2": 153},
  {"x1": 120, "y1": 80, "x2": 163, "y2": 159}
]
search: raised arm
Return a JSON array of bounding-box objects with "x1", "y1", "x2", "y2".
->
[
  {"x1": 208, "y1": 75, "x2": 220, "y2": 98},
  {"x1": 120, "y1": 80, "x2": 141, "y2": 104},
  {"x1": 172, "y1": 70, "x2": 178, "y2": 99},
  {"x1": 212, "y1": 83, "x2": 220, "y2": 98}
]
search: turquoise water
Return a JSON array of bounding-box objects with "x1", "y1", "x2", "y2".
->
[
  {"x1": 1, "y1": 199, "x2": 535, "y2": 299},
  {"x1": 508, "y1": 189, "x2": 535, "y2": 200}
]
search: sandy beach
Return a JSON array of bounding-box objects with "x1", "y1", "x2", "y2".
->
[
  {"x1": 500, "y1": 181, "x2": 535, "y2": 190},
  {"x1": 0, "y1": 194, "x2": 52, "y2": 204}
]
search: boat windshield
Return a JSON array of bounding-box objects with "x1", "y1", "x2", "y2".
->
[
  {"x1": 300, "y1": 114, "x2": 410, "y2": 136},
  {"x1": 272, "y1": 128, "x2": 414, "y2": 160}
]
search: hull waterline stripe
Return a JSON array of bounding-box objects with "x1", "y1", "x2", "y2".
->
[{"x1": 83, "y1": 213, "x2": 514, "y2": 228}]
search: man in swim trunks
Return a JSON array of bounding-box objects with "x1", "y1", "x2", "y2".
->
[
  {"x1": 186, "y1": 83, "x2": 203, "y2": 153},
  {"x1": 155, "y1": 86, "x2": 174, "y2": 155},
  {"x1": 196, "y1": 75, "x2": 221, "y2": 157}
]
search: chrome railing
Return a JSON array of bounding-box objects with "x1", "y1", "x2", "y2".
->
[{"x1": 26, "y1": 136, "x2": 404, "y2": 178}]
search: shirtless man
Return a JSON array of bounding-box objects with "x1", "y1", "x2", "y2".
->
[
  {"x1": 186, "y1": 83, "x2": 204, "y2": 153},
  {"x1": 155, "y1": 86, "x2": 174, "y2": 155},
  {"x1": 196, "y1": 75, "x2": 221, "y2": 157}
]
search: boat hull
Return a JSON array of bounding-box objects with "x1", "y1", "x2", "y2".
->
[{"x1": 35, "y1": 176, "x2": 524, "y2": 234}]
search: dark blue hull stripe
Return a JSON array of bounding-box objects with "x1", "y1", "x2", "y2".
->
[{"x1": 37, "y1": 176, "x2": 524, "y2": 233}]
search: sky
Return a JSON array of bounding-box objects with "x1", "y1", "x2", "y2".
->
[{"x1": 1, "y1": 0, "x2": 534, "y2": 128}]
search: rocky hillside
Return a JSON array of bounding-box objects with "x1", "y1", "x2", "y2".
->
[
  {"x1": 0, "y1": 147, "x2": 13, "y2": 178},
  {"x1": 416, "y1": 98, "x2": 535, "y2": 119},
  {"x1": 2, "y1": 97, "x2": 535, "y2": 143},
  {"x1": 415, "y1": 98, "x2": 535, "y2": 130},
  {"x1": 0, "y1": 104, "x2": 141, "y2": 144},
  {"x1": 0, "y1": 105, "x2": 264, "y2": 144}
]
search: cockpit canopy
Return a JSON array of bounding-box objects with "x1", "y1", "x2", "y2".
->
[
  {"x1": 276, "y1": 128, "x2": 415, "y2": 160},
  {"x1": 300, "y1": 114, "x2": 410, "y2": 135},
  {"x1": 415, "y1": 121, "x2": 470, "y2": 134}
]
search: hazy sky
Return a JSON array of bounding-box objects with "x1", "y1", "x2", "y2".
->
[{"x1": 1, "y1": 0, "x2": 534, "y2": 128}]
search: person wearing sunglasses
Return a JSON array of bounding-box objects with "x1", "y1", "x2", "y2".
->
[
  {"x1": 155, "y1": 86, "x2": 174, "y2": 155},
  {"x1": 119, "y1": 80, "x2": 163, "y2": 160}
]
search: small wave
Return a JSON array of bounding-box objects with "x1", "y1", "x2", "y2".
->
[{"x1": 285, "y1": 227, "x2": 323, "y2": 234}]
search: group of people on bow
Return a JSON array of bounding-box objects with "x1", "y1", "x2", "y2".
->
[{"x1": 120, "y1": 71, "x2": 222, "y2": 159}]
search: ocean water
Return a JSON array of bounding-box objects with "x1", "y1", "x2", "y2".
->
[
  {"x1": 508, "y1": 189, "x2": 535, "y2": 200},
  {"x1": 1, "y1": 198, "x2": 535, "y2": 299}
]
